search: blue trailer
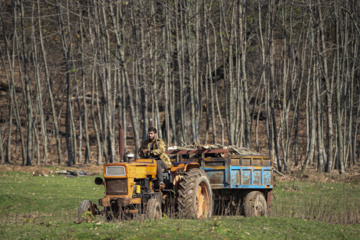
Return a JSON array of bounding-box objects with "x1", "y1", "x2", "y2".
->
[{"x1": 166, "y1": 148, "x2": 273, "y2": 216}]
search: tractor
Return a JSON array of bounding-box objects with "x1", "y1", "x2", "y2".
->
[
  {"x1": 78, "y1": 158, "x2": 213, "y2": 220},
  {"x1": 79, "y1": 125, "x2": 273, "y2": 220}
]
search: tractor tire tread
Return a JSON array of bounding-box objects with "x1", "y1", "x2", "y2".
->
[{"x1": 177, "y1": 168, "x2": 212, "y2": 219}]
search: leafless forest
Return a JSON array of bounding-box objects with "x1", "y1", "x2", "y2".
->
[{"x1": 0, "y1": 0, "x2": 359, "y2": 174}]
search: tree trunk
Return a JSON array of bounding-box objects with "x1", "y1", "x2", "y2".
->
[
  {"x1": 318, "y1": 0, "x2": 334, "y2": 173},
  {"x1": 335, "y1": 4, "x2": 345, "y2": 174},
  {"x1": 37, "y1": 0, "x2": 62, "y2": 165}
]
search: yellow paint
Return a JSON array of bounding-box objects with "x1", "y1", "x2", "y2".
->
[
  {"x1": 169, "y1": 162, "x2": 200, "y2": 172},
  {"x1": 104, "y1": 159, "x2": 157, "y2": 179},
  {"x1": 129, "y1": 198, "x2": 142, "y2": 204},
  {"x1": 102, "y1": 159, "x2": 200, "y2": 201},
  {"x1": 103, "y1": 160, "x2": 157, "y2": 199},
  {"x1": 239, "y1": 156, "x2": 274, "y2": 167},
  {"x1": 136, "y1": 185, "x2": 141, "y2": 193},
  {"x1": 100, "y1": 195, "x2": 143, "y2": 205},
  {"x1": 205, "y1": 166, "x2": 226, "y2": 170},
  {"x1": 170, "y1": 163, "x2": 185, "y2": 172}
]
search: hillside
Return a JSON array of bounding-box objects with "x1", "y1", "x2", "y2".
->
[{"x1": 0, "y1": 0, "x2": 359, "y2": 175}]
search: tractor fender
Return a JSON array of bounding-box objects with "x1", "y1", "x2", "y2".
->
[
  {"x1": 170, "y1": 162, "x2": 200, "y2": 192},
  {"x1": 170, "y1": 162, "x2": 200, "y2": 173}
]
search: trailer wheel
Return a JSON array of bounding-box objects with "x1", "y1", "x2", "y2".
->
[
  {"x1": 147, "y1": 198, "x2": 162, "y2": 220},
  {"x1": 178, "y1": 168, "x2": 213, "y2": 219},
  {"x1": 244, "y1": 191, "x2": 268, "y2": 217},
  {"x1": 78, "y1": 200, "x2": 94, "y2": 222}
]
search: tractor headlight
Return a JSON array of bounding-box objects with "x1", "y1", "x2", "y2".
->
[{"x1": 106, "y1": 166, "x2": 126, "y2": 176}]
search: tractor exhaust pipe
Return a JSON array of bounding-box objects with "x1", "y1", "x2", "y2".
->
[{"x1": 119, "y1": 122, "x2": 125, "y2": 162}]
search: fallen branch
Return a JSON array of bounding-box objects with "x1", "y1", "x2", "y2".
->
[{"x1": 274, "y1": 169, "x2": 284, "y2": 176}]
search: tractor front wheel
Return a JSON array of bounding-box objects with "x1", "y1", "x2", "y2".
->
[
  {"x1": 147, "y1": 198, "x2": 162, "y2": 220},
  {"x1": 78, "y1": 200, "x2": 94, "y2": 222}
]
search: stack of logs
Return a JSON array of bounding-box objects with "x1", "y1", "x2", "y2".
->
[{"x1": 167, "y1": 144, "x2": 281, "y2": 174}]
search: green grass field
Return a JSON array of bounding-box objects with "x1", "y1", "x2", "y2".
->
[{"x1": 1, "y1": 170, "x2": 360, "y2": 239}]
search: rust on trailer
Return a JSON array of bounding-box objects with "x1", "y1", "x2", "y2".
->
[
  {"x1": 262, "y1": 157, "x2": 272, "y2": 167},
  {"x1": 253, "y1": 169, "x2": 262, "y2": 185},
  {"x1": 241, "y1": 169, "x2": 251, "y2": 185},
  {"x1": 231, "y1": 158, "x2": 240, "y2": 165},
  {"x1": 202, "y1": 158, "x2": 226, "y2": 168},
  {"x1": 231, "y1": 169, "x2": 241, "y2": 186},
  {"x1": 252, "y1": 158, "x2": 261, "y2": 166},
  {"x1": 207, "y1": 171, "x2": 225, "y2": 185},
  {"x1": 241, "y1": 158, "x2": 251, "y2": 166},
  {"x1": 236, "y1": 170, "x2": 241, "y2": 185}
]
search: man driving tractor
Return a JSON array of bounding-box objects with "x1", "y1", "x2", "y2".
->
[{"x1": 138, "y1": 127, "x2": 171, "y2": 188}]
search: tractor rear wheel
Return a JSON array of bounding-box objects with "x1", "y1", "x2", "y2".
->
[
  {"x1": 244, "y1": 191, "x2": 268, "y2": 217},
  {"x1": 178, "y1": 168, "x2": 213, "y2": 219},
  {"x1": 147, "y1": 198, "x2": 162, "y2": 220}
]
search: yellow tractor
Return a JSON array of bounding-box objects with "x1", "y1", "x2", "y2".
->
[{"x1": 79, "y1": 158, "x2": 213, "y2": 220}]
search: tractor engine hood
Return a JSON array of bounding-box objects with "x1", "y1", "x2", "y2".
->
[{"x1": 103, "y1": 159, "x2": 157, "y2": 179}]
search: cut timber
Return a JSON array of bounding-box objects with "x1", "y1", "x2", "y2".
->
[{"x1": 167, "y1": 144, "x2": 266, "y2": 157}]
